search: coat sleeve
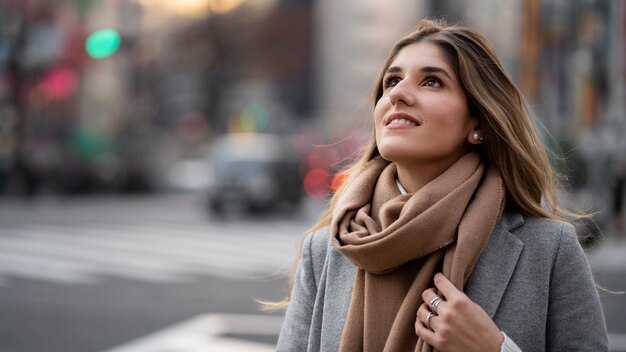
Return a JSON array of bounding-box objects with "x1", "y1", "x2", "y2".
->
[
  {"x1": 545, "y1": 224, "x2": 609, "y2": 351},
  {"x1": 276, "y1": 232, "x2": 318, "y2": 352}
]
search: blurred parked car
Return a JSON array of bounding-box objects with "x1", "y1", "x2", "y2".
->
[{"x1": 207, "y1": 133, "x2": 303, "y2": 214}]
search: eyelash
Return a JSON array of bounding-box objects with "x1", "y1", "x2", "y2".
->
[
  {"x1": 383, "y1": 76, "x2": 401, "y2": 89},
  {"x1": 382, "y1": 76, "x2": 443, "y2": 89},
  {"x1": 423, "y1": 77, "x2": 443, "y2": 87}
]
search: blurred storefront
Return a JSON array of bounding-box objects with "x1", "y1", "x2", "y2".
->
[{"x1": 0, "y1": 0, "x2": 313, "y2": 196}]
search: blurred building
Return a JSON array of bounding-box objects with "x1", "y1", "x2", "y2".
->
[
  {"x1": 314, "y1": 0, "x2": 525, "y2": 138},
  {"x1": 0, "y1": 0, "x2": 313, "y2": 195},
  {"x1": 314, "y1": 0, "x2": 625, "y2": 194},
  {"x1": 313, "y1": 0, "x2": 426, "y2": 136},
  {"x1": 0, "y1": 0, "x2": 624, "y2": 203}
]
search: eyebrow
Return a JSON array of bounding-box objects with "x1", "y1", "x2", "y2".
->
[{"x1": 385, "y1": 65, "x2": 453, "y2": 80}]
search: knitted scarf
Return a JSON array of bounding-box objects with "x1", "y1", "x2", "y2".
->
[{"x1": 331, "y1": 152, "x2": 505, "y2": 352}]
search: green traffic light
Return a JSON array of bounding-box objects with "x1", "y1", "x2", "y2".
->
[{"x1": 86, "y1": 29, "x2": 121, "y2": 59}]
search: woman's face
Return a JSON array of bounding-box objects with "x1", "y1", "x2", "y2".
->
[{"x1": 374, "y1": 42, "x2": 478, "y2": 169}]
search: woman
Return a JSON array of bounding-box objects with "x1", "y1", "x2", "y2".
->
[{"x1": 274, "y1": 19, "x2": 608, "y2": 352}]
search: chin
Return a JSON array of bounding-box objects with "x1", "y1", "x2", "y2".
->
[{"x1": 378, "y1": 146, "x2": 416, "y2": 163}]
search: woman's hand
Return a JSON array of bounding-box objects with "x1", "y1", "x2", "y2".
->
[{"x1": 415, "y1": 273, "x2": 504, "y2": 352}]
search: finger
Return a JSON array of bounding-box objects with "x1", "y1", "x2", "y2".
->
[
  {"x1": 421, "y1": 287, "x2": 439, "y2": 307},
  {"x1": 415, "y1": 311, "x2": 439, "y2": 345},
  {"x1": 421, "y1": 287, "x2": 447, "y2": 316},
  {"x1": 415, "y1": 321, "x2": 442, "y2": 350},
  {"x1": 416, "y1": 304, "x2": 429, "y2": 326},
  {"x1": 417, "y1": 304, "x2": 439, "y2": 331},
  {"x1": 433, "y1": 272, "x2": 462, "y2": 299},
  {"x1": 415, "y1": 316, "x2": 438, "y2": 337}
]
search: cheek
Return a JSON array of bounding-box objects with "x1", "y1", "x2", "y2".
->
[
  {"x1": 373, "y1": 102, "x2": 386, "y2": 136},
  {"x1": 373, "y1": 100, "x2": 386, "y2": 123},
  {"x1": 437, "y1": 102, "x2": 471, "y2": 129}
]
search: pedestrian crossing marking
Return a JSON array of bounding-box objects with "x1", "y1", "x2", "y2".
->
[
  {"x1": 0, "y1": 221, "x2": 304, "y2": 286},
  {"x1": 0, "y1": 234, "x2": 195, "y2": 283},
  {"x1": 102, "y1": 314, "x2": 283, "y2": 352},
  {"x1": 0, "y1": 251, "x2": 100, "y2": 284}
]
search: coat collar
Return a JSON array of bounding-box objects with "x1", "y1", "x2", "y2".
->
[{"x1": 465, "y1": 209, "x2": 525, "y2": 318}]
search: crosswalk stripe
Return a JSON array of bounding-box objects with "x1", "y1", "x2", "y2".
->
[
  {"x1": 0, "y1": 251, "x2": 100, "y2": 284},
  {"x1": 0, "y1": 235, "x2": 198, "y2": 282},
  {"x1": 0, "y1": 221, "x2": 302, "y2": 284},
  {"x1": 23, "y1": 222, "x2": 301, "y2": 254},
  {"x1": 15, "y1": 225, "x2": 296, "y2": 270},
  {"x1": 18, "y1": 232, "x2": 288, "y2": 280},
  {"x1": 102, "y1": 314, "x2": 282, "y2": 352},
  {"x1": 120, "y1": 221, "x2": 305, "y2": 248}
]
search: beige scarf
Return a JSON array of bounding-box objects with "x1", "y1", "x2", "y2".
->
[{"x1": 331, "y1": 152, "x2": 505, "y2": 352}]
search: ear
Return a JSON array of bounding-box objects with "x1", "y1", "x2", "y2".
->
[{"x1": 467, "y1": 124, "x2": 484, "y2": 145}]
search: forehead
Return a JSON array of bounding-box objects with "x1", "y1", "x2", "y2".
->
[{"x1": 388, "y1": 42, "x2": 453, "y2": 73}]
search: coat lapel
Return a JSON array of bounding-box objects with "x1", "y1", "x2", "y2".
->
[{"x1": 465, "y1": 210, "x2": 524, "y2": 318}]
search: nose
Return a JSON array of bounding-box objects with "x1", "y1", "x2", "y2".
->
[{"x1": 388, "y1": 79, "x2": 416, "y2": 106}]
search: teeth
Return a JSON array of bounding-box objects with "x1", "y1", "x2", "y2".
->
[{"x1": 389, "y1": 118, "x2": 417, "y2": 126}]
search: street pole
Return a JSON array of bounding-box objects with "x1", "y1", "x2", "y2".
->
[{"x1": 6, "y1": 0, "x2": 38, "y2": 195}]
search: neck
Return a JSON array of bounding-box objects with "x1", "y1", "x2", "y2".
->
[
  {"x1": 395, "y1": 164, "x2": 437, "y2": 194},
  {"x1": 395, "y1": 154, "x2": 468, "y2": 193}
]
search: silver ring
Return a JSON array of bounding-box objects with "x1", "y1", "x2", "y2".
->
[
  {"x1": 429, "y1": 296, "x2": 443, "y2": 315},
  {"x1": 425, "y1": 311, "x2": 434, "y2": 330}
]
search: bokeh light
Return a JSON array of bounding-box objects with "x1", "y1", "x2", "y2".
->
[
  {"x1": 209, "y1": 0, "x2": 245, "y2": 14},
  {"x1": 85, "y1": 29, "x2": 121, "y2": 59},
  {"x1": 135, "y1": 0, "x2": 245, "y2": 17},
  {"x1": 303, "y1": 168, "x2": 331, "y2": 200},
  {"x1": 331, "y1": 169, "x2": 350, "y2": 192},
  {"x1": 40, "y1": 66, "x2": 77, "y2": 100}
]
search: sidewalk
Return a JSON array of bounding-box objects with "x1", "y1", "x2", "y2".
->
[{"x1": 103, "y1": 314, "x2": 283, "y2": 352}]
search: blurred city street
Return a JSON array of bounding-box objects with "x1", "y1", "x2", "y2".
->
[
  {"x1": 0, "y1": 193, "x2": 325, "y2": 352},
  {"x1": 0, "y1": 194, "x2": 625, "y2": 352},
  {"x1": 1, "y1": 0, "x2": 625, "y2": 351}
]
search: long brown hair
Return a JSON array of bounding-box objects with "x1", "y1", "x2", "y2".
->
[{"x1": 264, "y1": 18, "x2": 575, "y2": 311}]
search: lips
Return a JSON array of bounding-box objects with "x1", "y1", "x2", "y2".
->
[{"x1": 385, "y1": 112, "x2": 421, "y2": 127}]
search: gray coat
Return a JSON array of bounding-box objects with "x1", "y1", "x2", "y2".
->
[{"x1": 276, "y1": 210, "x2": 609, "y2": 352}]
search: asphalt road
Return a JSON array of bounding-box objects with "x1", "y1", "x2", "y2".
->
[
  {"x1": 0, "y1": 193, "x2": 624, "y2": 352},
  {"x1": 0, "y1": 193, "x2": 320, "y2": 352}
]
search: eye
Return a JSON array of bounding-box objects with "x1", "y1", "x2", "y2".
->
[
  {"x1": 383, "y1": 76, "x2": 401, "y2": 89},
  {"x1": 423, "y1": 77, "x2": 443, "y2": 87}
]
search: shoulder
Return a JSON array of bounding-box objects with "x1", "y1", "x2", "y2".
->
[
  {"x1": 496, "y1": 212, "x2": 590, "y2": 285},
  {"x1": 306, "y1": 226, "x2": 331, "y2": 256},
  {"x1": 481, "y1": 210, "x2": 582, "y2": 278},
  {"x1": 301, "y1": 226, "x2": 332, "y2": 284},
  {"x1": 504, "y1": 211, "x2": 578, "y2": 251},
  {"x1": 302, "y1": 226, "x2": 331, "y2": 264},
  {"x1": 516, "y1": 215, "x2": 574, "y2": 237}
]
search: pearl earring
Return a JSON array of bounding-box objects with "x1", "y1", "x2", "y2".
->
[{"x1": 472, "y1": 131, "x2": 484, "y2": 142}]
